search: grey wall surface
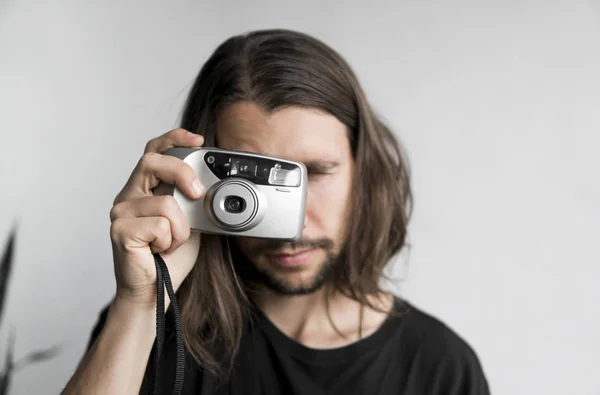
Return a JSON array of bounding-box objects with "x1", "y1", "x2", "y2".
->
[{"x1": 1, "y1": 1, "x2": 599, "y2": 394}]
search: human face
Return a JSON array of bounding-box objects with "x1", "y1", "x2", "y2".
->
[{"x1": 215, "y1": 102, "x2": 355, "y2": 295}]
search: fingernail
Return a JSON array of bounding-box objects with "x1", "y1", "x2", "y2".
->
[{"x1": 192, "y1": 178, "x2": 205, "y2": 196}]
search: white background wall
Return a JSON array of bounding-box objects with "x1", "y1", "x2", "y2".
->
[{"x1": 1, "y1": 1, "x2": 598, "y2": 394}]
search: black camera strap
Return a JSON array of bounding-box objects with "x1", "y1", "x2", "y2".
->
[{"x1": 149, "y1": 252, "x2": 186, "y2": 395}]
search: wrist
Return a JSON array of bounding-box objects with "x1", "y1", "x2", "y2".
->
[
  {"x1": 114, "y1": 284, "x2": 158, "y2": 310},
  {"x1": 113, "y1": 286, "x2": 172, "y2": 316},
  {"x1": 111, "y1": 293, "x2": 157, "y2": 319}
]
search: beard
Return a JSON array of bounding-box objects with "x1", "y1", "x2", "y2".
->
[
  {"x1": 231, "y1": 236, "x2": 340, "y2": 296},
  {"x1": 255, "y1": 249, "x2": 338, "y2": 295}
]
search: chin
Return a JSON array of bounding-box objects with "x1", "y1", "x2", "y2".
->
[
  {"x1": 262, "y1": 273, "x2": 327, "y2": 295},
  {"x1": 256, "y1": 251, "x2": 336, "y2": 295}
]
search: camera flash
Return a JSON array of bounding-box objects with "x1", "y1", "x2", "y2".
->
[{"x1": 269, "y1": 165, "x2": 300, "y2": 187}]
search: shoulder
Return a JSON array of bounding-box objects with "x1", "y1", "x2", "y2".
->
[
  {"x1": 395, "y1": 299, "x2": 479, "y2": 360},
  {"x1": 392, "y1": 298, "x2": 491, "y2": 394}
]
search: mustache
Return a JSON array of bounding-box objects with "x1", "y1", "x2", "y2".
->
[{"x1": 247, "y1": 237, "x2": 334, "y2": 256}]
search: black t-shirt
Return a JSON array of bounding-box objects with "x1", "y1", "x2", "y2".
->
[{"x1": 86, "y1": 297, "x2": 490, "y2": 394}]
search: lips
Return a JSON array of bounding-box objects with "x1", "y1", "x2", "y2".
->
[{"x1": 267, "y1": 248, "x2": 316, "y2": 268}]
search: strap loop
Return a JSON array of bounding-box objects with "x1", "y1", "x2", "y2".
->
[{"x1": 150, "y1": 253, "x2": 186, "y2": 395}]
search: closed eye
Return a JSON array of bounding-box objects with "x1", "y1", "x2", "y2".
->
[
  {"x1": 307, "y1": 171, "x2": 330, "y2": 181},
  {"x1": 304, "y1": 160, "x2": 340, "y2": 174}
]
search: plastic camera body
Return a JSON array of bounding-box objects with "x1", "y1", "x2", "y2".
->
[{"x1": 153, "y1": 147, "x2": 308, "y2": 241}]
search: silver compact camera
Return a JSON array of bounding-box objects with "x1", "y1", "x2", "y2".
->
[{"x1": 153, "y1": 147, "x2": 307, "y2": 240}]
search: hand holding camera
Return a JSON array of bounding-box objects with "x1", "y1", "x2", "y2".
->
[{"x1": 109, "y1": 129, "x2": 206, "y2": 308}]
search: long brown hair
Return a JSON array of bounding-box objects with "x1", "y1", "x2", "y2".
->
[{"x1": 176, "y1": 29, "x2": 413, "y2": 380}]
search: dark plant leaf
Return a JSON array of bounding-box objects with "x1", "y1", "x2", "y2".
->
[
  {"x1": 0, "y1": 224, "x2": 61, "y2": 394},
  {"x1": 0, "y1": 224, "x2": 17, "y2": 325},
  {"x1": 13, "y1": 343, "x2": 62, "y2": 371},
  {"x1": 0, "y1": 371, "x2": 9, "y2": 395},
  {"x1": 0, "y1": 329, "x2": 16, "y2": 395}
]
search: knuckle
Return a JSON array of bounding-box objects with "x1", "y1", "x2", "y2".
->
[
  {"x1": 109, "y1": 219, "x2": 125, "y2": 242},
  {"x1": 165, "y1": 195, "x2": 181, "y2": 213},
  {"x1": 109, "y1": 202, "x2": 125, "y2": 221},
  {"x1": 157, "y1": 195, "x2": 178, "y2": 213},
  {"x1": 179, "y1": 224, "x2": 191, "y2": 242},
  {"x1": 144, "y1": 139, "x2": 156, "y2": 154},
  {"x1": 173, "y1": 216, "x2": 190, "y2": 241},
  {"x1": 156, "y1": 217, "x2": 171, "y2": 235},
  {"x1": 112, "y1": 193, "x2": 122, "y2": 206},
  {"x1": 178, "y1": 162, "x2": 196, "y2": 182},
  {"x1": 139, "y1": 152, "x2": 157, "y2": 169}
]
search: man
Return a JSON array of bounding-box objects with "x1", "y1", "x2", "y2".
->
[{"x1": 62, "y1": 29, "x2": 490, "y2": 394}]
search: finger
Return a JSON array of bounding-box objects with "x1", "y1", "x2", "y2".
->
[
  {"x1": 144, "y1": 128, "x2": 204, "y2": 154},
  {"x1": 115, "y1": 152, "x2": 205, "y2": 203},
  {"x1": 110, "y1": 216, "x2": 173, "y2": 254},
  {"x1": 110, "y1": 195, "x2": 191, "y2": 254}
]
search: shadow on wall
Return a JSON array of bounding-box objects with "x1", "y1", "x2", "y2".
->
[{"x1": 0, "y1": 224, "x2": 62, "y2": 394}]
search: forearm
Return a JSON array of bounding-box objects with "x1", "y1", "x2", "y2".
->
[{"x1": 62, "y1": 298, "x2": 156, "y2": 395}]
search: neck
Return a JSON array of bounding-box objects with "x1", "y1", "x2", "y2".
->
[{"x1": 251, "y1": 285, "x2": 395, "y2": 349}]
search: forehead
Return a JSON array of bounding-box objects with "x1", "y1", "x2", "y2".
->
[{"x1": 215, "y1": 101, "x2": 349, "y2": 162}]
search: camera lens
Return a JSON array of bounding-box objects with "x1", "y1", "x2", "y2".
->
[{"x1": 224, "y1": 195, "x2": 246, "y2": 214}]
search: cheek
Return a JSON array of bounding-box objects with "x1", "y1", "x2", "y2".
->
[
  {"x1": 234, "y1": 237, "x2": 256, "y2": 257},
  {"x1": 306, "y1": 176, "x2": 352, "y2": 235}
]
